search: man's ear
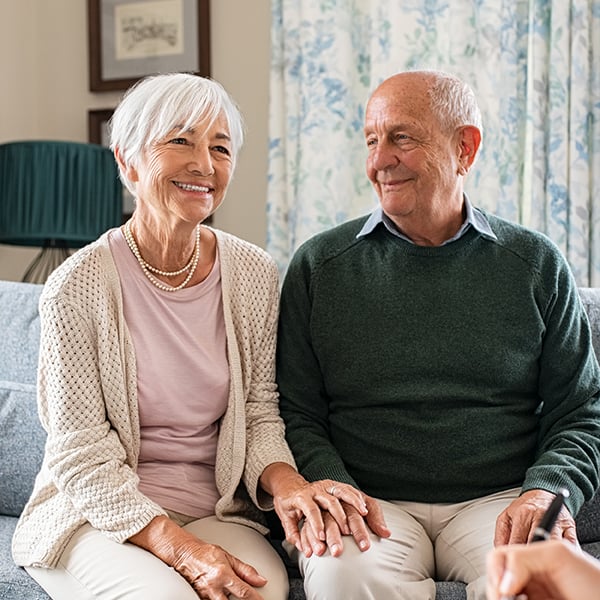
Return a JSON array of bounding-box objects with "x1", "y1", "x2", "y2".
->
[{"x1": 456, "y1": 125, "x2": 482, "y2": 175}]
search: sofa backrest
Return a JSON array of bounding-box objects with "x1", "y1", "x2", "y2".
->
[
  {"x1": 569, "y1": 287, "x2": 600, "y2": 543},
  {"x1": 0, "y1": 280, "x2": 45, "y2": 516},
  {"x1": 579, "y1": 288, "x2": 600, "y2": 358}
]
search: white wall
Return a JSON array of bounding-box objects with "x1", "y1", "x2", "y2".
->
[{"x1": 0, "y1": 0, "x2": 270, "y2": 281}]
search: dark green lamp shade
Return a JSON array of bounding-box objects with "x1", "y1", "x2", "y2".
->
[{"x1": 0, "y1": 140, "x2": 123, "y2": 247}]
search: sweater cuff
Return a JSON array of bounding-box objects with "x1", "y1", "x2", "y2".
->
[{"x1": 521, "y1": 474, "x2": 585, "y2": 516}]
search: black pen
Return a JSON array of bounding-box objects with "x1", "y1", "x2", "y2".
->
[
  {"x1": 499, "y1": 488, "x2": 569, "y2": 600},
  {"x1": 531, "y1": 488, "x2": 569, "y2": 542}
]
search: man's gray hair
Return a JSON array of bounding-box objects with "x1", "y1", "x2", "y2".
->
[{"x1": 427, "y1": 71, "x2": 483, "y2": 137}]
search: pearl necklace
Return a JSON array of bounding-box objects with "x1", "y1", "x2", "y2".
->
[{"x1": 123, "y1": 220, "x2": 201, "y2": 292}]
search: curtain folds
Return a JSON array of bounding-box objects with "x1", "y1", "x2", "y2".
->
[{"x1": 267, "y1": 0, "x2": 600, "y2": 285}]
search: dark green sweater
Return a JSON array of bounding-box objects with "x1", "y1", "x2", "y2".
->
[{"x1": 277, "y1": 212, "x2": 600, "y2": 515}]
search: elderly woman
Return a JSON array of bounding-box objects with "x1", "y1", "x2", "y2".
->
[{"x1": 11, "y1": 73, "x2": 366, "y2": 600}]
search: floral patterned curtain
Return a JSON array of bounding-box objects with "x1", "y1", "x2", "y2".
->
[{"x1": 266, "y1": 0, "x2": 600, "y2": 286}]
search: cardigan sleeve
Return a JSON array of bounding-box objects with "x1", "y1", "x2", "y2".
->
[
  {"x1": 215, "y1": 232, "x2": 295, "y2": 513},
  {"x1": 243, "y1": 253, "x2": 296, "y2": 508},
  {"x1": 36, "y1": 261, "x2": 165, "y2": 543}
]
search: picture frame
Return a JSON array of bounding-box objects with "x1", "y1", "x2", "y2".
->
[
  {"x1": 88, "y1": 0, "x2": 210, "y2": 92},
  {"x1": 88, "y1": 108, "x2": 114, "y2": 146},
  {"x1": 88, "y1": 108, "x2": 135, "y2": 220}
]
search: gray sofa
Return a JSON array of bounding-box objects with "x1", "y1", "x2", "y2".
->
[{"x1": 2, "y1": 279, "x2": 600, "y2": 600}]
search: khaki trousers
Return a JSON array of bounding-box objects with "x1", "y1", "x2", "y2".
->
[
  {"x1": 26, "y1": 514, "x2": 288, "y2": 600},
  {"x1": 288, "y1": 487, "x2": 521, "y2": 600}
]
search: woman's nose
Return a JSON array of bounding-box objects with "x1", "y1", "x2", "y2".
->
[{"x1": 188, "y1": 145, "x2": 214, "y2": 176}]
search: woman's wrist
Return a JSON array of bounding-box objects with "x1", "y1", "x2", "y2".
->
[
  {"x1": 260, "y1": 462, "x2": 306, "y2": 497},
  {"x1": 128, "y1": 515, "x2": 186, "y2": 567}
]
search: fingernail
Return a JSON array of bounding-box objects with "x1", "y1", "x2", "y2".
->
[
  {"x1": 331, "y1": 544, "x2": 340, "y2": 555},
  {"x1": 499, "y1": 570, "x2": 513, "y2": 594},
  {"x1": 359, "y1": 540, "x2": 368, "y2": 550}
]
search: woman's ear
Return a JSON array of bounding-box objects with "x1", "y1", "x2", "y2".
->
[
  {"x1": 456, "y1": 125, "x2": 482, "y2": 175},
  {"x1": 114, "y1": 147, "x2": 139, "y2": 183}
]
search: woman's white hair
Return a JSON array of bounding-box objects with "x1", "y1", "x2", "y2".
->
[{"x1": 109, "y1": 72, "x2": 245, "y2": 195}]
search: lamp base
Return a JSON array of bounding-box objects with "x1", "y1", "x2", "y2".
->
[{"x1": 22, "y1": 240, "x2": 71, "y2": 284}]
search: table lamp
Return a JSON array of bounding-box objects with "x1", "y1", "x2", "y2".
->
[{"x1": 0, "y1": 140, "x2": 123, "y2": 283}]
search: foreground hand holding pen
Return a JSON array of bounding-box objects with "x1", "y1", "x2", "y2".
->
[
  {"x1": 487, "y1": 489, "x2": 600, "y2": 600},
  {"x1": 498, "y1": 489, "x2": 568, "y2": 600}
]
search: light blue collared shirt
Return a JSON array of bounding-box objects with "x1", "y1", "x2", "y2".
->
[{"x1": 356, "y1": 195, "x2": 497, "y2": 245}]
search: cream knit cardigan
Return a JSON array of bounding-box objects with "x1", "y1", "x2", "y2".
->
[{"x1": 12, "y1": 228, "x2": 296, "y2": 568}]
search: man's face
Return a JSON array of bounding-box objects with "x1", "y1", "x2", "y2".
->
[{"x1": 364, "y1": 74, "x2": 462, "y2": 226}]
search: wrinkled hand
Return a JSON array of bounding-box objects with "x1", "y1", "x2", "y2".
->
[
  {"x1": 298, "y1": 494, "x2": 391, "y2": 557},
  {"x1": 494, "y1": 489, "x2": 577, "y2": 546},
  {"x1": 172, "y1": 532, "x2": 266, "y2": 599},
  {"x1": 129, "y1": 515, "x2": 266, "y2": 599},
  {"x1": 486, "y1": 539, "x2": 596, "y2": 600},
  {"x1": 270, "y1": 473, "x2": 369, "y2": 553}
]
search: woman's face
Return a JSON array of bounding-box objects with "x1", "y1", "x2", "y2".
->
[{"x1": 128, "y1": 114, "x2": 234, "y2": 225}]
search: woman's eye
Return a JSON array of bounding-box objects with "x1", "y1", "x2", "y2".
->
[
  {"x1": 214, "y1": 145, "x2": 231, "y2": 155},
  {"x1": 169, "y1": 137, "x2": 188, "y2": 145}
]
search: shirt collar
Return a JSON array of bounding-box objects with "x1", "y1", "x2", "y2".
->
[{"x1": 356, "y1": 195, "x2": 497, "y2": 244}]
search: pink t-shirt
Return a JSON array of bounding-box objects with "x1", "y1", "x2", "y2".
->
[{"x1": 109, "y1": 228, "x2": 229, "y2": 518}]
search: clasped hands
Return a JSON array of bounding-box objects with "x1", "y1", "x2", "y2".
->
[{"x1": 268, "y1": 470, "x2": 391, "y2": 558}]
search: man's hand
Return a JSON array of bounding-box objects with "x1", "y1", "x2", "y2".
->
[
  {"x1": 494, "y1": 489, "x2": 577, "y2": 546},
  {"x1": 298, "y1": 495, "x2": 391, "y2": 557}
]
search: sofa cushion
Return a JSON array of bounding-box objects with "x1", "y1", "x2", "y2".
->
[
  {"x1": 0, "y1": 280, "x2": 45, "y2": 517},
  {"x1": 0, "y1": 517, "x2": 50, "y2": 599},
  {"x1": 0, "y1": 281, "x2": 42, "y2": 385},
  {"x1": 0, "y1": 382, "x2": 46, "y2": 516},
  {"x1": 576, "y1": 492, "x2": 600, "y2": 543}
]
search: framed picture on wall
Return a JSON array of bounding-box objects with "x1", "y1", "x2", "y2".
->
[
  {"x1": 87, "y1": 0, "x2": 210, "y2": 92},
  {"x1": 88, "y1": 108, "x2": 136, "y2": 219},
  {"x1": 88, "y1": 108, "x2": 114, "y2": 146}
]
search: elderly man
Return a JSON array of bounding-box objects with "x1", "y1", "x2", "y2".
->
[{"x1": 276, "y1": 70, "x2": 600, "y2": 600}]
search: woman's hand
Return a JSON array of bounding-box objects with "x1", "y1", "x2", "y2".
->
[
  {"x1": 260, "y1": 463, "x2": 390, "y2": 556},
  {"x1": 486, "y1": 539, "x2": 600, "y2": 600},
  {"x1": 129, "y1": 515, "x2": 266, "y2": 599}
]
